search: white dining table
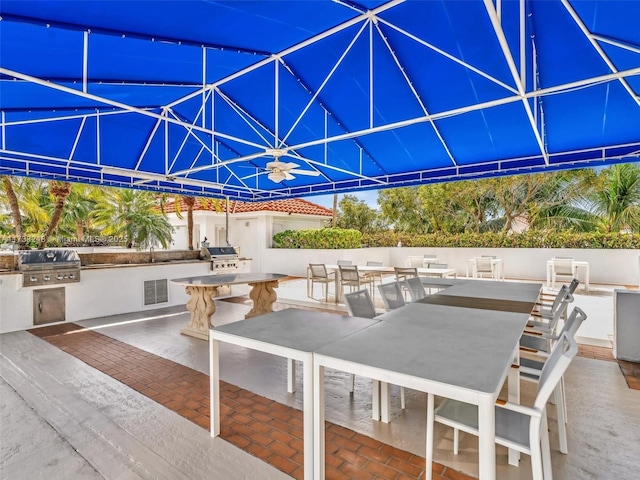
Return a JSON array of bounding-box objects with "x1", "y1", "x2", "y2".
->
[
  {"x1": 208, "y1": 309, "x2": 379, "y2": 480},
  {"x1": 313, "y1": 302, "x2": 531, "y2": 480},
  {"x1": 546, "y1": 260, "x2": 590, "y2": 292}
]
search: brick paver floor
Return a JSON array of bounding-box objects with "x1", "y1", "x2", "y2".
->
[{"x1": 30, "y1": 322, "x2": 471, "y2": 480}]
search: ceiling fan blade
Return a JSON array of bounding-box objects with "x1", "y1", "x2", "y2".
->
[
  {"x1": 267, "y1": 171, "x2": 286, "y2": 183},
  {"x1": 282, "y1": 162, "x2": 300, "y2": 170},
  {"x1": 283, "y1": 171, "x2": 295, "y2": 180},
  {"x1": 290, "y1": 169, "x2": 321, "y2": 177}
]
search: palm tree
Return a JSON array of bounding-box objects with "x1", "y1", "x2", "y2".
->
[
  {"x1": 94, "y1": 188, "x2": 173, "y2": 249},
  {"x1": 183, "y1": 196, "x2": 196, "y2": 250},
  {"x1": 39, "y1": 181, "x2": 71, "y2": 248},
  {"x1": 591, "y1": 163, "x2": 640, "y2": 232},
  {"x1": 57, "y1": 184, "x2": 100, "y2": 242},
  {"x1": 1, "y1": 176, "x2": 26, "y2": 248},
  {"x1": 0, "y1": 176, "x2": 50, "y2": 248}
]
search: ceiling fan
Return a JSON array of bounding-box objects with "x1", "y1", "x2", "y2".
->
[{"x1": 262, "y1": 149, "x2": 321, "y2": 183}]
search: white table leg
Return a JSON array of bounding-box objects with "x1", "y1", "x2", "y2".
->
[
  {"x1": 478, "y1": 395, "x2": 496, "y2": 480},
  {"x1": 584, "y1": 264, "x2": 590, "y2": 292},
  {"x1": 313, "y1": 362, "x2": 325, "y2": 480},
  {"x1": 288, "y1": 358, "x2": 296, "y2": 393},
  {"x1": 301, "y1": 354, "x2": 314, "y2": 480},
  {"x1": 508, "y1": 346, "x2": 521, "y2": 466},
  {"x1": 209, "y1": 337, "x2": 220, "y2": 437},
  {"x1": 425, "y1": 393, "x2": 435, "y2": 480},
  {"x1": 546, "y1": 262, "x2": 551, "y2": 289},
  {"x1": 372, "y1": 379, "x2": 380, "y2": 421},
  {"x1": 381, "y1": 382, "x2": 391, "y2": 423}
]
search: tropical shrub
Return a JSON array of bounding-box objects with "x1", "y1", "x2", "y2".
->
[
  {"x1": 272, "y1": 229, "x2": 640, "y2": 249},
  {"x1": 273, "y1": 228, "x2": 362, "y2": 249}
]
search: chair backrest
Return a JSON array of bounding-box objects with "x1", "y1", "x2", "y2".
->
[
  {"x1": 481, "y1": 255, "x2": 497, "y2": 259},
  {"x1": 405, "y1": 276, "x2": 427, "y2": 301},
  {"x1": 309, "y1": 263, "x2": 329, "y2": 279},
  {"x1": 475, "y1": 256, "x2": 493, "y2": 273},
  {"x1": 567, "y1": 278, "x2": 580, "y2": 295},
  {"x1": 424, "y1": 254, "x2": 438, "y2": 261},
  {"x1": 378, "y1": 282, "x2": 406, "y2": 310},
  {"x1": 428, "y1": 262, "x2": 448, "y2": 269},
  {"x1": 337, "y1": 260, "x2": 352, "y2": 266},
  {"x1": 366, "y1": 261, "x2": 383, "y2": 266},
  {"x1": 552, "y1": 257, "x2": 575, "y2": 275},
  {"x1": 550, "y1": 285, "x2": 572, "y2": 314},
  {"x1": 535, "y1": 333, "x2": 578, "y2": 411},
  {"x1": 560, "y1": 306, "x2": 587, "y2": 339},
  {"x1": 545, "y1": 288, "x2": 574, "y2": 335},
  {"x1": 394, "y1": 266, "x2": 418, "y2": 282},
  {"x1": 407, "y1": 256, "x2": 424, "y2": 268},
  {"x1": 339, "y1": 265, "x2": 360, "y2": 283},
  {"x1": 343, "y1": 289, "x2": 377, "y2": 318}
]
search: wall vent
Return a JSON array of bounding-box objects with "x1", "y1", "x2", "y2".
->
[{"x1": 143, "y1": 279, "x2": 168, "y2": 306}]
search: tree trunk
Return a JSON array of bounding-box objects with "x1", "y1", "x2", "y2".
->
[
  {"x1": 332, "y1": 194, "x2": 338, "y2": 228},
  {"x1": 184, "y1": 196, "x2": 196, "y2": 250},
  {"x1": 76, "y1": 221, "x2": 84, "y2": 241},
  {"x1": 39, "y1": 182, "x2": 71, "y2": 249},
  {"x1": 2, "y1": 176, "x2": 27, "y2": 249}
]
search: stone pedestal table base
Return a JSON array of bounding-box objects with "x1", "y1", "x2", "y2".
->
[
  {"x1": 245, "y1": 280, "x2": 280, "y2": 319},
  {"x1": 181, "y1": 285, "x2": 219, "y2": 340}
]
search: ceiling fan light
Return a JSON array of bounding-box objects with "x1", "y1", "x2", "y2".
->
[{"x1": 268, "y1": 171, "x2": 286, "y2": 183}]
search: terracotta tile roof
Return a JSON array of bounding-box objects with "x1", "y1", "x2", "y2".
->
[{"x1": 162, "y1": 198, "x2": 333, "y2": 217}]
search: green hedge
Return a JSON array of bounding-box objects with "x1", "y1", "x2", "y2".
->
[
  {"x1": 273, "y1": 228, "x2": 362, "y2": 249},
  {"x1": 272, "y1": 228, "x2": 640, "y2": 249}
]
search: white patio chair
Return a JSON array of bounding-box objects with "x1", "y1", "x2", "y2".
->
[
  {"x1": 377, "y1": 281, "x2": 406, "y2": 311},
  {"x1": 426, "y1": 262, "x2": 448, "y2": 269},
  {"x1": 550, "y1": 257, "x2": 575, "y2": 289},
  {"x1": 365, "y1": 260, "x2": 384, "y2": 286},
  {"x1": 428, "y1": 333, "x2": 578, "y2": 480},
  {"x1": 339, "y1": 265, "x2": 375, "y2": 300},
  {"x1": 473, "y1": 256, "x2": 496, "y2": 280},
  {"x1": 394, "y1": 266, "x2": 418, "y2": 300},
  {"x1": 537, "y1": 279, "x2": 579, "y2": 309},
  {"x1": 307, "y1": 263, "x2": 335, "y2": 302},
  {"x1": 424, "y1": 254, "x2": 438, "y2": 262},
  {"x1": 405, "y1": 276, "x2": 427, "y2": 302},
  {"x1": 528, "y1": 286, "x2": 573, "y2": 333},
  {"x1": 407, "y1": 255, "x2": 424, "y2": 268},
  {"x1": 337, "y1": 259, "x2": 352, "y2": 266},
  {"x1": 519, "y1": 307, "x2": 588, "y2": 454}
]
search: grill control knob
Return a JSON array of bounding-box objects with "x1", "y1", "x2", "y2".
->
[
  {"x1": 30, "y1": 276, "x2": 37, "y2": 282},
  {"x1": 69, "y1": 273, "x2": 76, "y2": 279},
  {"x1": 57, "y1": 274, "x2": 64, "y2": 280},
  {"x1": 44, "y1": 275, "x2": 50, "y2": 281}
]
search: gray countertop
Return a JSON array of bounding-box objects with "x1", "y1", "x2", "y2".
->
[{"x1": 171, "y1": 272, "x2": 287, "y2": 286}]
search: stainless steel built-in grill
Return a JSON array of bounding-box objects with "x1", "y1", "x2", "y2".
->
[
  {"x1": 201, "y1": 246, "x2": 239, "y2": 272},
  {"x1": 18, "y1": 250, "x2": 81, "y2": 287}
]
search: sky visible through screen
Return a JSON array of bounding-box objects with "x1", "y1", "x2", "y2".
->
[{"x1": 302, "y1": 190, "x2": 379, "y2": 210}]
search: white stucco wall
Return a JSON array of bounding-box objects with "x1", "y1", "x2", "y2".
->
[
  {"x1": 258, "y1": 247, "x2": 640, "y2": 287},
  {"x1": 0, "y1": 262, "x2": 211, "y2": 334}
]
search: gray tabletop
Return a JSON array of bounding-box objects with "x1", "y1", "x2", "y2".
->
[
  {"x1": 211, "y1": 308, "x2": 379, "y2": 352},
  {"x1": 418, "y1": 280, "x2": 541, "y2": 313},
  {"x1": 315, "y1": 302, "x2": 529, "y2": 394},
  {"x1": 171, "y1": 272, "x2": 287, "y2": 286}
]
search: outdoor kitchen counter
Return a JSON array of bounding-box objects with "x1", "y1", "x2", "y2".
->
[{"x1": 171, "y1": 272, "x2": 287, "y2": 340}]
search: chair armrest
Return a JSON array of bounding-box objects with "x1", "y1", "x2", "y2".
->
[{"x1": 496, "y1": 402, "x2": 543, "y2": 418}]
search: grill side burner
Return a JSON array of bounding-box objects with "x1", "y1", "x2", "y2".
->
[
  {"x1": 200, "y1": 246, "x2": 239, "y2": 272},
  {"x1": 18, "y1": 250, "x2": 81, "y2": 287}
]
